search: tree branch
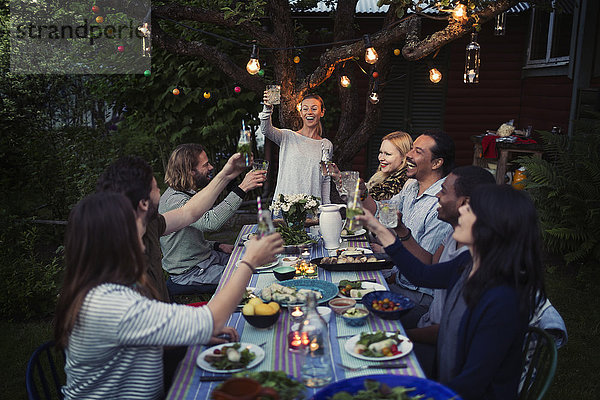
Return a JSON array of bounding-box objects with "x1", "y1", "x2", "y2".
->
[
  {"x1": 152, "y1": 3, "x2": 277, "y2": 48},
  {"x1": 152, "y1": 21, "x2": 265, "y2": 93},
  {"x1": 402, "y1": 0, "x2": 521, "y2": 60}
]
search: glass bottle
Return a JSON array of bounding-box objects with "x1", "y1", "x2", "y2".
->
[
  {"x1": 256, "y1": 196, "x2": 275, "y2": 238},
  {"x1": 299, "y1": 292, "x2": 333, "y2": 388},
  {"x1": 237, "y1": 120, "x2": 252, "y2": 167}
]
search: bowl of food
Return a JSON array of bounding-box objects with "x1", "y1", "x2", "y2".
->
[
  {"x1": 273, "y1": 265, "x2": 296, "y2": 281},
  {"x1": 242, "y1": 298, "x2": 281, "y2": 329},
  {"x1": 280, "y1": 256, "x2": 299, "y2": 267},
  {"x1": 342, "y1": 307, "x2": 370, "y2": 326},
  {"x1": 328, "y1": 298, "x2": 356, "y2": 315},
  {"x1": 341, "y1": 307, "x2": 370, "y2": 327},
  {"x1": 362, "y1": 291, "x2": 414, "y2": 320}
]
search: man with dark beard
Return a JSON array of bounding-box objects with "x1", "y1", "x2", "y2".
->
[
  {"x1": 159, "y1": 144, "x2": 266, "y2": 295},
  {"x1": 95, "y1": 152, "x2": 248, "y2": 302}
]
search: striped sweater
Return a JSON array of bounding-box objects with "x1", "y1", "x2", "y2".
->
[{"x1": 62, "y1": 283, "x2": 214, "y2": 399}]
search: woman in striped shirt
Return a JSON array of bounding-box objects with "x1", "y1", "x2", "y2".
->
[{"x1": 54, "y1": 192, "x2": 283, "y2": 400}]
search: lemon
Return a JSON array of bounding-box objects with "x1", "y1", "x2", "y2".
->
[
  {"x1": 268, "y1": 301, "x2": 280, "y2": 313},
  {"x1": 248, "y1": 297, "x2": 263, "y2": 307},
  {"x1": 242, "y1": 303, "x2": 255, "y2": 316},
  {"x1": 254, "y1": 303, "x2": 276, "y2": 316}
]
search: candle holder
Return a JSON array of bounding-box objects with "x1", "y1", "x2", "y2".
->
[{"x1": 287, "y1": 322, "x2": 309, "y2": 353}]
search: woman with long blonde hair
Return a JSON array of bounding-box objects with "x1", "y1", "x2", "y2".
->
[{"x1": 366, "y1": 131, "x2": 413, "y2": 200}]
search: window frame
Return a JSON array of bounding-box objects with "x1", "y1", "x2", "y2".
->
[{"x1": 524, "y1": 3, "x2": 573, "y2": 69}]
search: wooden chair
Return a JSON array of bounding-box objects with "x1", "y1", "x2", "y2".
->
[
  {"x1": 26, "y1": 341, "x2": 65, "y2": 400},
  {"x1": 519, "y1": 326, "x2": 558, "y2": 400}
]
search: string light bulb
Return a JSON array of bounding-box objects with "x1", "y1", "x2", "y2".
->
[
  {"x1": 363, "y1": 35, "x2": 378, "y2": 64},
  {"x1": 452, "y1": 3, "x2": 468, "y2": 24},
  {"x1": 464, "y1": 33, "x2": 480, "y2": 84},
  {"x1": 429, "y1": 67, "x2": 442, "y2": 83},
  {"x1": 246, "y1": 44, "x2": 260, "y2": 75},
  {"x1": 340, "y1": 75, "x2": 351, "y2": 88},
  {"x1": 297, "y1": 102, "x2": 302, "y2": 112}
]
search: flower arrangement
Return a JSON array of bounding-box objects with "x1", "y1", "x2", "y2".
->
[{"x1": 270, "y1": 194, "x2": 320, "y2": 245}]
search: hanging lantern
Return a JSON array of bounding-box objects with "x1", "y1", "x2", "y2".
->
[
  {"x1": 172, "y1": 88, "x2": 180, "y2": 95},
  {"x1": 293, "y1": 56, "x2": 300, "y2": 64},
  {"x1": 429, "y1": 67, "x2": 442, "y2": 83},
  {"x1": 494, "y1": 12, "x2": 506, "y2": 36},
  {"x1": 234, "y1": 86, "x2": 241, "y2": 93},
  {"x1": 340, "y1": 75, "x2": 351, "y2": 88},
  {"x1": 464, "y1": 33, "x2": 480, "y2": 84},
  {"x1": 452, "y1": 3, "x2": 468, "y2": 24},
  {"x1": 393, "y1": 48, "x2": 400, "y2": 56},
  {"x1": 363, "y1": 35, "x2": 378, "y2": 64},
  {"x1": 203, "y1": 92, "x2": 211, "y2": 99},
  {"x1": 95, "y1": 16, "x2": 104, "y2": 23},
  {"x1": 246, "y1": 44, "x2": 260, "y2": 75},
  {"x1": 369, "y1": 82, "x2": 380, "y2": 104}
]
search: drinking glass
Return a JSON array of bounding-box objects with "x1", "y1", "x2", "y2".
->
[
  {"x1": 252, "y1": 159, "x2": 269, "y2": 172},
  {"x1": 338, "y1": 171, "x2": 359, "y2": 199},
  {"x1": 320, "y1": 161, "x2": 336, "y2": 176},
  {"x1": 378, "y1": 200, "x2": 398, "y2": 228},
  {"x1": 265, "y1": 84, "x2": 281, "y2": 105},
  {"x1": 345, "y1": 180, "x2": 363, "y2": 232}
]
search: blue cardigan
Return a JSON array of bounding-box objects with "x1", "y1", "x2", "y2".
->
[{"x1": 385, "y1": 238, "x2": 527, "y2": 400}]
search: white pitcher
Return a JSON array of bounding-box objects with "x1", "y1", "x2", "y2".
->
[{"x1": 318, "y1": 204, "x2": 346, "y2": 250}]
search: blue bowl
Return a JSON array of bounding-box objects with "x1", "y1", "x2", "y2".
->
[
  {"x1": 341, "y1": 307, "x2": 369, "y2": 327},
  {"x1": 313, "y1": 374, "x2": 459, "y2": 400},
  {"x1": 362, "y1": 290, "x2": 415, "y2": 320}
]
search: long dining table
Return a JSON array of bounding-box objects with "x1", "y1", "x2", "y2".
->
[{"x1": 166, "y1": 224, "x2": 425, "y2": 400}]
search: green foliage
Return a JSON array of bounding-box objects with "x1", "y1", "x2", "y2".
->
[
  {"x1": 0, "y1": 216, "x2": 63, "y2": 321},
  {"x1": 517, "y1": 121, "x2": 600, "y2": 270}
]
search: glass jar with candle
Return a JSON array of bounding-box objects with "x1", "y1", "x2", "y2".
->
[{"x1": 299, "y1": 292, "x2": 333, "y2": 387}]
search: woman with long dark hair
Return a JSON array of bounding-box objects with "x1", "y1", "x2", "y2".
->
[
  {"x1": 54, "y1": 192, "x2": 283, "y2": 400},
  {"x1": 259, "y1": 93, "x2": 332, "y2": 204},
  {"x1": 357, "y1": 184, "x2": 545, "y2": 400}
]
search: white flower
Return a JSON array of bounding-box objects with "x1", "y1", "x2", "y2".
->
[{"x1": 282, "y1": 203, "x2": 290, "y2": 212}]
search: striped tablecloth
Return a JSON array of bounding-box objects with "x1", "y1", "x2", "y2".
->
[{"x1": 166, "y1": 224, "x2": 424, "y2": 400}]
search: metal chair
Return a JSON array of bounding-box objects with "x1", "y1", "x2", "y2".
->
[
  {"x1": 518, "y1": 326, "x2": 558, "y2": 400},
  {"x1": 26, "y1": 341, "x2": 65, "y2": 400}
]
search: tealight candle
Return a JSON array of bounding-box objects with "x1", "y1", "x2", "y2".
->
[{"x1": 291, "y1": 306, "x2": 304, "y2": 319}]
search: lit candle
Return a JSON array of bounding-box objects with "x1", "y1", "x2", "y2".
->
[{"x1": 291, "y1": 306, "x2": 304, "y2": 318}]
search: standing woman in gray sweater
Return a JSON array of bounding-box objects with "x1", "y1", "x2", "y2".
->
[{"x1": 259, "y1": 93, "x2": 332, "y2": 205}]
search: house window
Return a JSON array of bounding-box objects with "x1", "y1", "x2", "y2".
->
[{"x1": 526, "y1": 1, "x2": 574, "y2": 67}]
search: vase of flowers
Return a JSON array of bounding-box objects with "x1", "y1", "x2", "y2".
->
[{"x1": 270, "y1": 194, "x2": 320, "y2": 245}]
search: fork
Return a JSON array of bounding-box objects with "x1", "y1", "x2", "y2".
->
[{"x1": 336, "y1": 362, "x2": 407, "y2": 371}]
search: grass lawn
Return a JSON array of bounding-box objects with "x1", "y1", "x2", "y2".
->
[{"x1": 3, "y1": 234, "x2": 598, "y2": 399}]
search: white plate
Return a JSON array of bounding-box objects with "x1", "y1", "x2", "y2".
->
[
  {"x1": 337, "y1": 281, "x2": 387, "y2": 300},
  {"x1": 341, "y1": 228, "x2": 367, "y2": 238},
  {"x1": 236, "y1": 259, "x2": 278, "y2": 271},
  {"x1": 196, "y1": 342, "x2": 265, "y2": 373},
  {"x1": 336, "y1": 247, "x2": 373, "y2": 256},
  {"x1": 344, "y1": 332, "x2": 413, "y2": 361}
]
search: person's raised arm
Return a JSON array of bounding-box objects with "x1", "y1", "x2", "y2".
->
[
  {"x1": 207, "y1": 233, "x2": 284, "y2": 332},
  {"x1": 162, "y1": 153, "x2": 245, "y2": 235},
  {"x1": 258, "y1": 92, "x2": 284, "y2": 145}
]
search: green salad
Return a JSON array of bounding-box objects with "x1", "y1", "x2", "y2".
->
[
  {"x1": 330, "y1": 379, "x2": 433, "y2": 400},
  {"x1": 355, "y1": 331, "x2": 404, "y2": 358},
  {"x1": 203, "y1": 343, "x2": 255, "y2": 370},
  {"x1": 233, "y1": 371, "x2": 306, "y2": 399}
]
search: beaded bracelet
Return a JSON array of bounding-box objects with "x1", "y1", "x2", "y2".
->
[{"x1": 238, "y1": 260, "x2": 256, "y2": 273}]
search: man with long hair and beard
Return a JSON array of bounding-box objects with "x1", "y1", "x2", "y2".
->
[{"x1": 159, "y1": 143, "x2": 266, "y2": 294}]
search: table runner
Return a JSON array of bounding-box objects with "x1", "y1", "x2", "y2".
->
[{"x1": 166, "y1": 225, "x2": 424, "y2": 400}]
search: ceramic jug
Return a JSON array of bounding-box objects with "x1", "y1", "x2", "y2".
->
[
  {"x1": 211, "y1": 377, "x2": 279, "y2": 400},
  {"x1": 318, "y1": 204, "x2": 346, "y2": 250}
]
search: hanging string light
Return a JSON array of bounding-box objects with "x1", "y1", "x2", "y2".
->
[
  {"x1": 452, "y1": 3, "x2": 468, "y2": 24},
  {"x1": 369, "y1": 81, "x2": 380, "y2": 104},
  {"x1": 494, "y1": 12, "x2": 506, "y2": 36},
  {"x1": 340, "y1": 75, "x2": 351, "y2": 88},
  {"x1": 464, "y1": 33, "x2": 480, "y2": 84},
  {"x1": 246, "y1": 44, "x2": 260, "y2": 75},
  {"x1": 429, "y1": 67, "x2": 442, "y2": 83},
  {"x1": 363, "y1": 34, "x2": 378, "y2": 64}
]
